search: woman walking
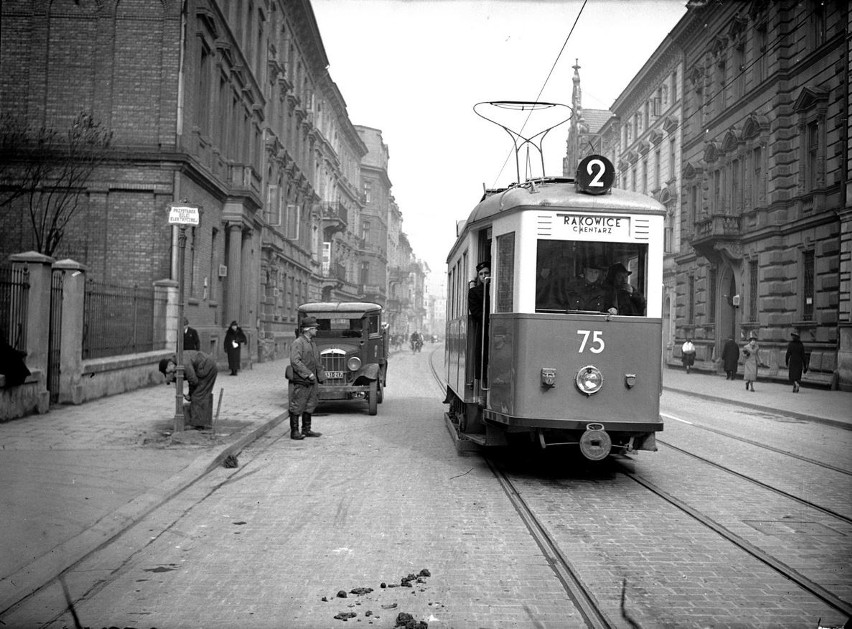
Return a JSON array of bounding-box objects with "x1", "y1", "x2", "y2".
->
[
  {"x1": 224, "y1": 321, "x2": 247, "y2": 376},
  {"x1": 742, "y1": 336, "x2": 759, "y2": 391},
  {"x1": 785, "y1": 332, "x2": 807, "y2": 393},
  {"x1": 681, "y1": 338, "x2": 696, "y2": 374}
]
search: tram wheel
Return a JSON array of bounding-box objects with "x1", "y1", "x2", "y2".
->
[{"x1": 377, "y1": 380, "x2": 384, "y2": 404}]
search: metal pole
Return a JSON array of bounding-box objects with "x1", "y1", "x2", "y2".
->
[{"x1": 173, "y1": 225, "x2": 187, "y2": 432}]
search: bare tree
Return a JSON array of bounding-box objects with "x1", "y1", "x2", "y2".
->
[{"x1": 0, "y1": 112, "x2": 112, "y2": 257}]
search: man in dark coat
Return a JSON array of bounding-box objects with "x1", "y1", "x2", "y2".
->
[
  {"x1": 224, "y1": 321, "x2": 247, "y2": 375},
  {"x1": 722, "y1": 337, "x2": 739, "y2": 380},
  {"x1": 0, "y1": 336, "x2": 30, "y2": 388},
  {"x1": 785, "y1": 332, "x2": 807, "y2": 393},
  {"x1": 158, "y1": 350, "x2": 218, "y2": 428},
  {"x1": 468, "y1": 260, "x2": 490, "y2": 381},
  {"x1": 183, "y1": 318, "x2": 200, "y2": 351},
  {"x1": 603, "y1": 263, "x2": 646, "y2": 316},
  {"x1": 288, "y1": 316, "x2": 325, "y2": 439}
]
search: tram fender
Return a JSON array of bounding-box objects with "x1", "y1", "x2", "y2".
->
[
  {"x1": 484, "y1": 422, "x2": 508, "y2": 446},
  {"x1": 633, "y1": 432, "x2": 657, "y2": 452}
]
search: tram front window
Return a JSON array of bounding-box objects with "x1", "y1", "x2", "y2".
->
[{"x1": 535, "y1": 240, "x2": 648, "y2": 315}]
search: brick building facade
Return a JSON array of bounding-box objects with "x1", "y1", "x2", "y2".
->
[{"x1": 1, "y1": 1, "x2": 420, "y2": 370}]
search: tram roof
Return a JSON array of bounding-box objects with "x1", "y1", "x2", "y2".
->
[
  {"x1": 466, "y1": 179, "x2": 667, "y2": 226},
  {"x1": 298, "y1": 302, "x2": 383, "y2": 316}
]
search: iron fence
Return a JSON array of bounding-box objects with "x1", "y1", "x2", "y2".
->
[
  {"x1": 83, "y1": 279, "x2": 166, "y2": 359},
  {"x1": 0, "y1": 264, "x2": 29, "y2": 351}
]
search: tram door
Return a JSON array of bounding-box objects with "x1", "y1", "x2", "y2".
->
[{"x1": 467, "y1": 230, "x2": 491, "y2": 400}]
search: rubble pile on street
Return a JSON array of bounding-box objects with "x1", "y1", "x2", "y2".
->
[{"x1": 324, "y1": 568, "x2": 434, "y2": 625}]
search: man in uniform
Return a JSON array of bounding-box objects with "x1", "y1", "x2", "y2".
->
[
  {"x1": 158, "y1": 350, "x2": 217, "y2": 428},
  {"x1": 566, "y1": 264, "x2": 608, "y2": 312},
  {"x1": 289, "y1": 316, "x2": 325, "y2": 440}
]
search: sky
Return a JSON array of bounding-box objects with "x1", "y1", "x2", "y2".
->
[{"x1": 312, "y1": 0, "x2": 689, "y2": 289}]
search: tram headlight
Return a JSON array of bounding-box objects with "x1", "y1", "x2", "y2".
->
[
  {"x1": 347, "y1": 356, "x2": 362, "y2": 371},
  {"x1": 575, "y1": 365, "x2": 603, "y2": 396}
]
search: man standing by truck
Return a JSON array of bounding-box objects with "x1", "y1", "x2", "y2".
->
[{"x1": 288, "y1": 316, "x2": 325, "y2": 439}]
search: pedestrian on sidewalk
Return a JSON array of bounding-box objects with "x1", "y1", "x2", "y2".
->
[
  {"x1": 158, "y1": 350, "x2": 217, "y2": 428},
  {"x1": 785, "y1": 332, "x2": 807, "y2": 393},
  {"x1": 742, "y1": 336, "x2": 759, "y2": 391},
  {"x1": 224, "y1": 321, "x2": 247, "y2": 375},
  {"x1": 0, "y1": 331, "x2": 30, "y2": 387},
  {"x1": 288, "y1": 316, "x2": 324, "y2": 439},
  {"x1": 680, "y1": 338, "x2": 696, "y2": 374},
  {"x1": 722, "y1": 337, "x2": 739, "y2": 380},
  {"x1": 183, "y1": 318, "x2": 200, "y2": 351}
]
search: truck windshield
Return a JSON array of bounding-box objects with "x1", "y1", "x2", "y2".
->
[{"x1": 314, "y1": 316, "x2": 364, "y2": 338}]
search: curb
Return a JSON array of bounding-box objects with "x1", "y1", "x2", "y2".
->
[
  {"x1": 662, "y1": 386, "x2": 851, "y2": 431},
  {"x1": 0, "y1": 412, "x2": 288, "y2": 616}
]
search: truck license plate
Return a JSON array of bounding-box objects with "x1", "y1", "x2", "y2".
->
[{"x1": 327, "y1": 371, "x2": 345, "y2": 379}]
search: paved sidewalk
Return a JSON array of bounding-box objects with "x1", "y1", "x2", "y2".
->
[
  {"x1": 662, "y1": 365, "x2": 852, "y2": 430},
  {"x1": 1, "y1": 357, "x2": 849, "y2": 616},
  {"x1": 0, "y1": 359, "x2": 291, "y2": 615}
]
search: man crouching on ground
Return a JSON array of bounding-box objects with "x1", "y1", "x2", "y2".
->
[
  {"x1": 159, "y1": 350, "x2": 218, "y2": 428},
  {"x1": 289, "y1": 316, "x2": 325, "y2": 439}
]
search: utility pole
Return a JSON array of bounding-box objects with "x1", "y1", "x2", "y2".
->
[{"x1": 168, "y1": 202, "x2": 200, "y2": 432}]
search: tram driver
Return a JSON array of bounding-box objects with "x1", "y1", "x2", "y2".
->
[{"x1": 565, "y1": 264, "x2": 608, "y2": 312}]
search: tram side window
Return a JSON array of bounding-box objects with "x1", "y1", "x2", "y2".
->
[
  {"x1": 534, "y1": 240, "x2": 648, "y2": 315},
  {"x1": 496, "y1": 232, "x2": 515, "y2": 313}
]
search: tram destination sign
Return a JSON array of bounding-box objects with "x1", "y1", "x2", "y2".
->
[
  {"x1": 168, "y1": 203, "x2": 200, "y2": 226},
  {"x1": 554, "y1": 213, "x2": 631, "y2": 240}
]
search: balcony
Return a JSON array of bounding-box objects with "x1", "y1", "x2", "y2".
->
[
  {"x1": 690, "y1": 213, "x2": 743, "y2": 262},
  {"x1": 322, "y1": 203, "x2": 348, "y2": 237},
  {"x1": 360, "y1": 284, "x2": 386, "y2": 303}
]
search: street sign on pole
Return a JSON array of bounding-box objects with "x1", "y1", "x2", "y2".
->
[{"x1": 168, "y1": 203, "x2": 200, "y2": 226}]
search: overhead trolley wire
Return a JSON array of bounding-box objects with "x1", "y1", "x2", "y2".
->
[{"x1": 491, "y1": 0, "x2": 588, "y2": 188}]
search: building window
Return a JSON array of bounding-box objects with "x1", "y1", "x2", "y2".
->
[
  {"x1": 361, "y1": 220, "x2": 371, "y2": 244},
  {"x1": 654, "y1": 149, "x2": 661, "y2": 190},
  {"x1": 733, "y1": 44, "x2": 745, "y2": 99},
  {"x1": 806, "y1": 120, "x2": 820, "y2": 191},
  {"x1": 752, "y1": 146, "x2": 763, "y2": 207},
  {"x1": 687, "y1": 275, "x2": 695, "y2": 325},
  {"x1": 755, "y1": 25, "x2": 767, "y2": 83},
  {"x1": 712, "y1": 170, "x2": 721, "y2": 214},
  {"x1": 810, "y1": 0, "x2": 827, "y2": 48},
  {"x1": 668, "y1": 138, "x2": 676, "y2": 180},
  {"x1": 749, "y1": 260, "x2": 758, "y2": 322},
  {"x1": 708, "y1": 266, "x2": 716, "y2": 323},
  {"x1": 802, "y1": 249, "x2": 814, "y2": 321},
  {"x1": 716, "y1": 59, "x2": 726, "y2": 115},
  {"x1": 731, "y1": 158, "x2": 740, "y2": 214},
  {"x1": 363, "y1": 181, "x2": 372, "y2": 203},
  {"x1": 360, "y1": 261, "x2": 370, "y2": 286}
]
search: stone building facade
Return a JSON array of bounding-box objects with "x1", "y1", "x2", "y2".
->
[
  {"x1": 0, "y1": 0, "x2": 421, "y2": 370},
  {"x1": 566, "y1": 0, "x2": 851, "y2": 389}
]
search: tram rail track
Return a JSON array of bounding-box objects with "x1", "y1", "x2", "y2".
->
[
  {"x1": 618, "y1": 464, "x2": 852, "y2": 618},
  {"x1": 660, "y1": 411, "x2": 852, "y2": 477},
  {"x1": 656, "y1": 437, "x2": 852, "y2": 525},
  {"x1": 428, "y1": 348, "x2": 852, "y2": 622}
]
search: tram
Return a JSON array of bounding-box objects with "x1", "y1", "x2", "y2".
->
[{"x1": 443, "y1": 102, "x2": 665, "y2": 460}]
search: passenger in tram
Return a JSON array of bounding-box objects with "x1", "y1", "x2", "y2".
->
[
  {"x1": 565, "y1": 264, "x2": 608, "y2": 312},
  {"x1": 468, "y1": 260, "x2": 491, "y2": 379},
  {"x1": 535, "y1": 264, "x2": 573, "y2": 310},
  {"x1": 603, "y1": 263, "x2": 646, "y2": 316}
]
